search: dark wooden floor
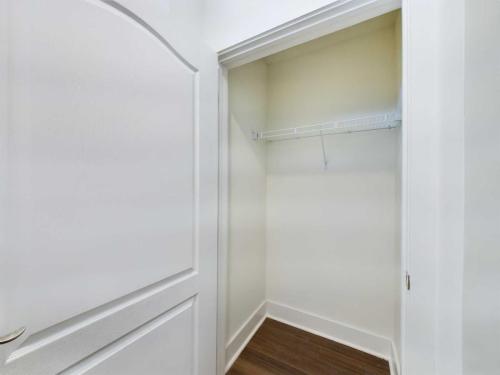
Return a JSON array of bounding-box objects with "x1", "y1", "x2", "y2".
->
[{"x1": 227, "y1": 318, "x2": 390, "y2": 375}]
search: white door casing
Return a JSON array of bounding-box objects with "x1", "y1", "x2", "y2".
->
[
  {"x1": 215, "y1": 1, "x2": 444, "y2": 375},
  {"x1": 0, "y1": 1, "x2": 217, "y2": 374}
]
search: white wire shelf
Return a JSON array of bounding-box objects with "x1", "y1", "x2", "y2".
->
[{"x1": 255, "y1": 112, "x2": 401, "y2": 142}]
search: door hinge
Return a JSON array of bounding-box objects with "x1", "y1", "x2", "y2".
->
[{"x1": 405, "y1": 272, "x2": 411, "y2": 291}]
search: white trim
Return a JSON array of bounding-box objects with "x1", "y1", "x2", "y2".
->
[
  {"x1": 218, "y1": 0, "x2": 401, "y2": 68},
  {"x1": 391, "y1": 341, "x2": 401, "y2": 375},
  {"x1": 400, "y1": 1, "x2": 440, "y2": 374},
  {"x1": 399, "y1": 1, "x2": 410, "y2": 373},
  {"x1": 267, "y1": 301, "x2": 392, "y2": 361},
  {"x1": 224, "y1": 301, "x2": 267, "y2": 373},
  {"x1": 389, "y1": 360, "x2": 397, "y2": 375},
  {"x1": 216, "y1": 67, "x2": 229, "y2": 375}
]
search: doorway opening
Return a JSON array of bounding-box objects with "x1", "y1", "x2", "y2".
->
[{"x1": 218, "y1": 3, "x2": 406, "y2": 375}]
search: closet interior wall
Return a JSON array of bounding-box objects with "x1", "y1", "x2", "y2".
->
[
  {"x1": 227, "y1": 9, "x2": 402, "y2": 365},
  {"x1": 227, "y1": 61, "x2": 268, "y2": 340}
]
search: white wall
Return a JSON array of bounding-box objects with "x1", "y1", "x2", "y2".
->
[
  {"x1": 463, "y1": 1, "x2": 500, "y2": 374},
  {"x1": 227, "y1": 61, "x2": 268, "y2": 341},
  {"x1": 265, "y1": 13, "x2": 401, "y2": 340},
  {"x1": 204, "y1": 0, "x2": 333, "y2": 51}
]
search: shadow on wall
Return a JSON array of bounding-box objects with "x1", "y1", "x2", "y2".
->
[{"x1": 266, "y1": 128, "x2": 400, "y2": 175}]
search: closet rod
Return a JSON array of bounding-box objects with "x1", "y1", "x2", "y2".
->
[{"x1": 255, "y1": 112, "x2": 401, "y2": 142}]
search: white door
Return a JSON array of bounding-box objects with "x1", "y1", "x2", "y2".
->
[{"x1": 0, "y1": 1, "x2": 217, "y2": 374}]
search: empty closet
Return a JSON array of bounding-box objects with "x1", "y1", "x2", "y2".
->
[{"x1": 224, "y1": 10, "x2": 402, "y2": 375}]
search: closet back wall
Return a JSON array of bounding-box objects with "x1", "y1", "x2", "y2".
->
[{"x1": 265, "y1": 12, "x2": 401, "y2": 340}]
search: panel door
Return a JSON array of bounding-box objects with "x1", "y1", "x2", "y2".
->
[{"x1": 0, "y1": 1, "x2": 216, "y2": 374}]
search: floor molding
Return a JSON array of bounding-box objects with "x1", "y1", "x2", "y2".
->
[
  {"x1": 224, "y1": 301, "x2": 267, "y2": 373},
  {"x1": 225, "y1": 300, "x2": 399, "y2": 374},
  {"x1": 390, "y1": 341, "x2": 401, "y2": 375},
  {"x1": 266, "y1": 300, "x2": 393, "y2": 362}
]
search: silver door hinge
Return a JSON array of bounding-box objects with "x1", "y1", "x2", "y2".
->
[{"x1": 405, "y1": 272, "x2": 411, "y2": 291}]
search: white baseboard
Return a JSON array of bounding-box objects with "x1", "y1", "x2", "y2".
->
[
  {"x1": 266, "y1": 300, "x2": 393, "y2": 362},
  {"x1": 224, "y1": 301, "x2": 267, "y2": 373},
  {"x1": 225, "y1": 300, "x2": 399, "y2": 374},
  {"x1": 390, "y1": 341, "x2": 401, "y2": 375}
]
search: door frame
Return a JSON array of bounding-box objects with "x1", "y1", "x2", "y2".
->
[{"x1": 216, "y1": 1, "x2": 441, "y2": 374}]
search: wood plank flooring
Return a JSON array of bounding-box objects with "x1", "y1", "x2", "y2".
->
[{"x1": 227, "y1": 318, "x2": 390, "y2": 375}]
